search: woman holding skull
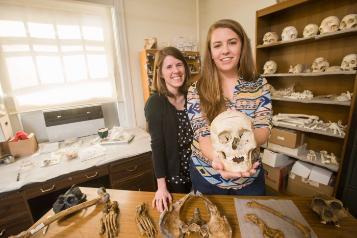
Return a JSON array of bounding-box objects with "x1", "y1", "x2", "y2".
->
[
  {"x1": 187, "y1": 19, "x2": 272, "y2": 195},
  {"x1": 145, "y1": 47, "x2": 193, "y2": 212}
]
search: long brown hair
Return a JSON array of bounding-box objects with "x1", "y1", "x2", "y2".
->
[
  {"x1": 197, "y1": 19, "x2": 257, "y2": 122},
  {"x1": 152, "y1": 47, "x2": 191, "y2": 97}
]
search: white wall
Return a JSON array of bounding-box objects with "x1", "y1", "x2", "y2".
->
[
  {"x1": 198, "y1": 0, "x2": 276, "y2": 58},
  {"x1": 122, "y1": 0, "x2": 198, "y2": 128}
]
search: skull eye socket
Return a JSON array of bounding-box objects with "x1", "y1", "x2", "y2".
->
[{"x1": 218, "y1": 131, "x2": 231, "y2": 144}]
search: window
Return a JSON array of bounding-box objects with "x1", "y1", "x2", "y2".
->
[{"x1": 0, "y1": 0, "x2": 118, "y2": 113}]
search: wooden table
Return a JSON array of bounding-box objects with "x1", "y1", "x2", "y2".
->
[{"x1": 29, "y1": 187, "x2": 357, "y2": 238}]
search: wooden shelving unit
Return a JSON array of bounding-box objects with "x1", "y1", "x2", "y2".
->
[
  {"x1": 256, "y1": 0, "x2": 357, "y2": 194},
  {"x1": 140, "y1": 49, "x2": 200, "y2": 102}
]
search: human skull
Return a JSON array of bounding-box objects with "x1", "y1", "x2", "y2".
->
[
  {"x1": 312, "y1": 57, "x2": 330, "y2": 72},
  {"x1": 210, "y1": 111, "x2": 257, "y2": 173},
  {"x1": 326, "y1": 66, "x2": 342, "y2": 72},
  {"x1": 292, "y1": 64, "x2": 304, "y2": 74},
  {"x1": 303, "y1": 24, "x2": 319, "y2": 38},
  {"x1": 341, "y1": 54, "x2": 357, "y2": 71},
  {"x1": 319, "y1": 16, "x2": 340, "y2": 34},
  {"x1": 263, "y1": 60, "x2": 278, "y2": 74},
  {"x1": 339, "y1": 14, "x2": 357, "y2": 30},
  {"x1": 281, "y1": 26, "x2": 298, "y2": 41},
  {"x1": 262, "y1": 32, "x2": 279, "y2": 45}
]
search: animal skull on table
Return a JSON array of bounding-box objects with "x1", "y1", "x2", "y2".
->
[
  {"x1": 341, "y1": 53, "x2": 357, "y2": 71},
  {"x1": 263, "y1": 60, "x2": 278, "y2": 74},
  {"x1": 281, "y1": 26, "x2": 298, "y2": 41},
  {"x1": 262, "y1": 32, "x2": 279, "y2": 45},
  {"x1": 303, "y1": 23, "x2": 319, "y2": 38},
  {"x1": 319, "y1": 16, "x2": 340, "y2": 34},
  {"x1": 210, "y1": 111, "x2": 257, "y2": 173},
  {"x1": 311, "y1": 57, "x2": 330, "y2": 72},
  {"x1": 339, "y1": 14, "x2": 357, "y2": 30}
]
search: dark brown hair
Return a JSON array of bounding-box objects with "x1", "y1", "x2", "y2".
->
[
  {"x1": 197, "y1": 19, "x2": 257, "y2": 122},
  {"x1": 152, "y1": 47, "x2": 191, "y2": 97}
]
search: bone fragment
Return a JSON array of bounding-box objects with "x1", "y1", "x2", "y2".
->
[{"x1": 247, "y1": 201, "x2": 311, "y2": 238}]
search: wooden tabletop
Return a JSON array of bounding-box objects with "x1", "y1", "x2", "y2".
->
[{"x1": 29, "y1": 187, "x2": 357, "y2": 238}]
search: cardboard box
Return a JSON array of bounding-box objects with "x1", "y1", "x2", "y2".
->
[
  {"x1": 262, "y1": 149, "x2": 294, "y2": 167},
  {"x1": 263, "y1": 162, "x2": 294, "y2": 192},
  {"x1": 291, "y1": 160, "x2": 314, "y2": 179},
  {"x1": 8, "y1": 133, "x2": 38, "y2": 158},
  {"x1": 286, "y1": 173, "x2": 333, "y2": 197},
  {"x1": 269, "y1": 127, "x2": 304, "y2": 148}
]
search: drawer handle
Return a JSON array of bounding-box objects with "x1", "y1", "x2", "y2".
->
[
  {"x1": 127, "y1": 165, "x2": 138, "y2": 172},
  {"x1": 85, "y1": 171, "x2": 98, "y2": 178},
  {"x1": 0, "y1": 228, "x2": 6, "y2": 237},
  {"x1": 40, "y1": 184, "x2": 55, "y2": 193}
]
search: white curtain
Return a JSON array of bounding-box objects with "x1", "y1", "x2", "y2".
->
[{"x1": 0, "y1": 0, "x2": 118, "y2": 113}]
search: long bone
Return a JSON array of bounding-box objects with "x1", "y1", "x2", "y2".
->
[
  {"x1": 247, "y1": 201, "x2": 311, "y2": 238},
  {"x1": 10, "y1": 187, "x2": 110, "y2": 238},
  {"x1": 245, "y1": 213, "x2": 285, "y2": 238}
]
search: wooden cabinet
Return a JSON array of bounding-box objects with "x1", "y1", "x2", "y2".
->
[
  {"x1": 140, "y1": 49, "x2": 201, "y2": 102},
  {"x1": 256, "y1": 0, "x2": 357, "y2": 194},
  {"x1": 109, "y1": 152, "x2": 155, "y2": 191},
  {"x1": 0, "y1": 191, "x2": 32, "y2": 237}
]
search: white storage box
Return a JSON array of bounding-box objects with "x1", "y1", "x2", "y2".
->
[{"x1": 262, "y1": 149, "x2": 294, "y2": 168}]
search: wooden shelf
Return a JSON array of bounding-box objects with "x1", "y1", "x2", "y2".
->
[
  {"x1": 256, "y1": 0, "x2": 357, "y2": 196},
  {"x1": 272, "y1": 96, "x2": 351, "y2": 106},
  {"x1": 272, "y1": 122, "x2": 345, "y2": 139},
  {"x1": 262, "y1": 71, "x2": 356, "y2": 77},
  {"x1": 257, "y1": 28, "x2": 357, "y2": 49},
  {"x1": 262, "y1": 143, "x2": 339, "y2": 172}
]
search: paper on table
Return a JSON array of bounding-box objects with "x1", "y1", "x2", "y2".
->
[{"x1": 234, "y1": 199, "x2": 317, "y2": 238}]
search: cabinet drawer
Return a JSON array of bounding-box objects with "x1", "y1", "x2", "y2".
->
[
  {"x1": 110, "y1": 153, "x2": 152, "y2": 181},
  {"x1": 23, "y1": 166, "x2": 108, "y2": 199},
  {"x1": 0, "y1": 192, "x2": 32, "y2": 237},
  {"x1": 111, "y1": 170, "x2": 155, "y2": 192},
  {"x1": 0, "y1": 215, "x2": 32, "y2": 238}
]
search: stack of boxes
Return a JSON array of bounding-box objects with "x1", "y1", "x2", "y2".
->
[
  {"x1": 263, "y1": 127, "x2": 304, "y2": 192},
  {"x1": 263, "y1": 127, "x2": 334, "y2": 196}
]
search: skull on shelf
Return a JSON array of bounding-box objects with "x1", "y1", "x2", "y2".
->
[
  {"x1": 303, "y1": 24, "x2": 319, "y2": 38},
  {"x1": 341, "y1": 53, "x2": 357, "y2": 71},
  {"x1": 311, "y1": 57, "x2": 330, "y2": 72},
  {"x1": 262, "y1": 32, "x2": 279, "y2": 45},
  {"x1": 210, "y1": 111, "x2": 257, "y2": 173},
  {"x1": 292, "y1": 64, "x2": 304, "y2": 74},
  {"x1": 339, "y1": 14, "x2": 357, "y2": 30},
  {"x1": 263, "y1": 60, "x2": 278, "y2": 74},
  {"x1": 319, "y1": 16, "x2": 340, "y2": 34},
  {"x1": 281, "y1": 26, "x2": 298, "y2": 41},
  {"x1": 326, "y1": 66, "x2": 342, "y2": 72}
]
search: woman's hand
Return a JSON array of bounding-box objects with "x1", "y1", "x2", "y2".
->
[
  {"x1": 212, "y1": 158, "x2": 260, "y2": 179},
  {"x1": 152, "y1": 178, "x2": 172, "y2": 213}
]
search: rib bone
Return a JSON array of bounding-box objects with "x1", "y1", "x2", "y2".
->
[{"x1": 247, "y1": 201, "x2": 311, "y2": 238}]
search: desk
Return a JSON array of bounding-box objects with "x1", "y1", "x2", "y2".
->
[
  {"x1": 30, "y1": 187, "x2": 357, "y2": 238},
  {"x1": 0, "y1": 129, "x2": 155, "y2": 237}
]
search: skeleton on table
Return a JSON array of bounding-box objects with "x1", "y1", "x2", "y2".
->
[
  {"x1": 100, "y1": 200, "x2": 120, "y2": 238},
  {"x1": 159, "y1": 191, "x2": 232, "y2": 238},
  {"x1": 311, "y1": 195, "x2": 348, "y2": 227}
]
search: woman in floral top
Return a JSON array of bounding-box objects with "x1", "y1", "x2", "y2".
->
[{"x1": 187, "y1": 19, "x2": 272, "y2": 195}]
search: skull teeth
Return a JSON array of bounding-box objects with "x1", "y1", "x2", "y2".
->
[{"x1": 232, "y1": 157, "x2": 245, "y2": 164}]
